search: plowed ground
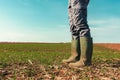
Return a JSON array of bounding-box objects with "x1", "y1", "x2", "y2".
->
[{"x1": 96, "y1": 43, "x2": 120, "y2": 51}]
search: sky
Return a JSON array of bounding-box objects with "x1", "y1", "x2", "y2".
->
[{"x1": 0, "y1": 0, "x2": 120, "y2": 43}]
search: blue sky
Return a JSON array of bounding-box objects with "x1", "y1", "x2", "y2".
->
[{"x1": 0, "y1": 0, "x2": 120, "y2": 43}]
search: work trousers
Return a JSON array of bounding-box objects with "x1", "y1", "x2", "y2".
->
[{"x1": 68, "y1": 0, "x2": 91, "y2": 40}]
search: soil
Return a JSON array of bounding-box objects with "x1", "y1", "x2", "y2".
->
[{"x1": 96, "y1": 43, "x2": 120, "y2": 51}]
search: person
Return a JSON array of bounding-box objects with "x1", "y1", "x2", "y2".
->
[{"x1": 62, "y1": 0, "x2": 93, "y2": 68}]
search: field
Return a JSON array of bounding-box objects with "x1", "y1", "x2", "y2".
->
[
  {"x1": 0, "y1": 43, "x2": 120, "y2": 80},
  {"x1": 96, "y1": 43, "x2": 120, "y2": 51}
]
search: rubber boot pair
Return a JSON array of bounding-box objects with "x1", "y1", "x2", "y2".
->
[
  {"x1": 62, "y1": 37, "x2": 93, "y2": 68},
  {"x1": 69, "y1": 37, "x2": 93, "y2": 68}
]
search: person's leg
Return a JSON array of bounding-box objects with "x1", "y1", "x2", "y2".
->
[
  {"x1": 62, "y1": 0, "x2": 80, "y2": 63},
  {"x1": 70, "y1": 0, "x2": 91, "y2": 37},
  {"x1": 69, "y1": 0, "x2": 93, "y2": 68}
]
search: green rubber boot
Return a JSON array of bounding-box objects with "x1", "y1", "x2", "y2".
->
[
  {"x1": 69, "y1": 37, "x2": 93, "y2": 68},
  {"x1": 62, "y1": 39, "x2": 80, "y2": 63}
]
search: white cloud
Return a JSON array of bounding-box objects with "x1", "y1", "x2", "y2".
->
[
  {"x1": 0, "y1": 13, "x2": 120, "y2": 43},
  {"x1": 89, "y1": 18, "x2": 120, "y2": 43},
  {"x1": 35, "y1": 25, "x2": 71, "y2": 42},
  {"x1": 0, "y1": 15, "x2": 71, "y2": 42}
]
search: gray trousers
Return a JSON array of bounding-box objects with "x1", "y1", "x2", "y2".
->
[{"x1": 68, "y1": 0, "x2": 91, "y2": 40}]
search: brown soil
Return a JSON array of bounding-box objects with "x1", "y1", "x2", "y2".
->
[{"x1": 95, "y1": 43, "x2": 120, "y2": 51}]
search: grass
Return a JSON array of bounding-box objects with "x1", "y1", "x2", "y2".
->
[
  {"x1": 93, "y1": 44, "x2": 120, "y2": 61},
  {"x1": 0, "y1": 43, "x2": 70, "y2": 65},
  {"x1": 0, "y1": 43, "x2": 120, "y2": 79},
  {"x1": 0, "y1": 43, "x2": 119, "y2": 65}
]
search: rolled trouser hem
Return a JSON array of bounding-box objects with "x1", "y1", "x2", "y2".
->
[
  {"x1": 71, "y1": 33, "x2": 91, "y2": 40},
  {"x1": 79, "y1": 31, "x2": 91, "y2": 37}
]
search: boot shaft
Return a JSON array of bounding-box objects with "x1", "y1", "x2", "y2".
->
[
  {"x1": 71, "y1": 39, "x2": 80, "y2": 61},
  {"x1": 80, "y1": 37, "x2": 93, "y2": 65}
]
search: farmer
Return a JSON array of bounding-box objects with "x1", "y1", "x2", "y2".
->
[{"x1": 62, "y1": 0, "x2": 93, "y2": 68}]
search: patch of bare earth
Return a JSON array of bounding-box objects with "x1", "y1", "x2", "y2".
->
[
  {"x1": 0, "y1": 59, "x2": 120, "y2": 80},
  {"x1": 96, "y1": 43, "x2": 120, "y2": 51}
]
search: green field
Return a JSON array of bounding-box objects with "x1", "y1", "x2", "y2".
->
[{"x1": 0, "y1": 43, "x2": 120, "y2": 80}]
